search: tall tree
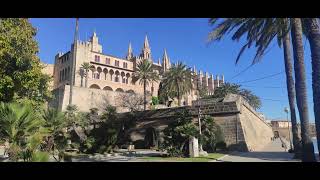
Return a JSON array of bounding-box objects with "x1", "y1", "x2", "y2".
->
[
  {"x1": 207, "y1": 18, "x2": 303, "y2": 158},
  {"x1": 303, "y1": 18, "x2": 320, "y2": 157},
  {"x1": 81, "y1": 62, "x2": 90, "y2": 88},
  {"x1": 132, "y1": 59, "x2": 159, "y2": 110},
  {"x1": 0, "y1": 18, "x2": 51, "y2": 104},
  {"x1": 282, "y1": 25, "x2": 302, "y2": 157},
  {"x1": 161, "y1": 62, "x2": 193, "y2": 106},
  {"x1": 291, "y1": 18, "x2": 316, "y2": 161}
]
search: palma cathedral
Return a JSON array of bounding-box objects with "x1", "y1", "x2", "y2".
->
[{"x1": 43, "y1": 32, "x2": 224, "y2": 112}]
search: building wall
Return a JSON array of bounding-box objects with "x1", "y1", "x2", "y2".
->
[
  {"x1": 53, "y1": 85, "x2": 145, "y2": 112},
  {"x1": 48, "y1": 33, "x2": 225, "y2": 112},
  {"x1": 41, "y1": 63, "x2": 54, "y2": 90}
]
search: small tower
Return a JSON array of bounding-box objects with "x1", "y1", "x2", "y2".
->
[
  {"x1": 140, "y1": 35, "x2": 151, "y2": 60},
  {"x1": 162, "y1": 49, "x2": 171, "y2": 72},
  {"x1": 216, "y1": 75, "x2": 220, "y2": 87},
  {"x1": 126, "y1": 42, "x2": 133, "y2": 60},
  {"x1": 90, "y1": 31, "x2": 102, "y2": 53}
]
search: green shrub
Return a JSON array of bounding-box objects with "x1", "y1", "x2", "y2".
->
[
  {"x1": 31, "y1": 151, "x2": 49, "y2": 162},
  {"x1": 151, "y1": 96, "x2": 159, "y2": 106},
  {"x1": 200, "y1": 116, "x2": 225, "y2": 152},
  {"x1": 161, "y1": 109, "x2": 199, "y2": 157}
]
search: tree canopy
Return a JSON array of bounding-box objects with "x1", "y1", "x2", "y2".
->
[
  {"x1": 0, "y1": 18, "x2": 51, "y2": 104},
  {"x1": 209, "y1": 83, "x2": 262, "y2": 110}
]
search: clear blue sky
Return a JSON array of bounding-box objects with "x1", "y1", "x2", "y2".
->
[{"x1": 30, "y1": 18, "x2": 316, "y2": 122}]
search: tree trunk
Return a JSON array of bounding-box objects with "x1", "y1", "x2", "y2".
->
[
  {"x1": 283, "y1": 31, "x2": 302, "y2": 158},
  {"x1": 291, "y1": 18, "x2": 316, "y2": 162},
  {"x1": 177, "y1": 84, "x2": 181, "y2": 106},
  {"x1": 305, "y1": 18, "x2": 320, "y2": 158},
  {"x1": 143, "y1": 81, "x2": 147, "y2": 110},
  {"x1": 85, "y1": 70, "x2": 88, "y2": 88}
]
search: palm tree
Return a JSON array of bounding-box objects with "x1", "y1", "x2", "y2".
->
[
  {"x1": 161, "y1": 62, "x2": 193, "y2": 106},
  {"x1": 303, "y1": 18, "x2": 320, "y2": 158},
  {"x1": 43, "y1": 108, "x2": 65, "y2": 136},
  {"x1": 81, "y1": 62, "x2": 91, "y2": 88},
  {"x1": 281, "y1": 24, "x2": 302, "y2": 158},
  {"x1": 0, "y1": 102, "x2": 43, "y2": 151},
  {"x1": 207, "y1": 18, "x2": 307, "y2": 159},
  {"x1": 42, "y1": 108, "x2": 69, "y2": 161},
  {"x1": 291, "y1": 18, "x2": 316, "y2": 161},
  {"x1": 132, "y1": 59, "x2": 159, "y2": 110}
]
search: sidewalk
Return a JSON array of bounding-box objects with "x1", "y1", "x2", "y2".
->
[{"x1": 218, "y1": 139, "x2": 298, "y2": 162}]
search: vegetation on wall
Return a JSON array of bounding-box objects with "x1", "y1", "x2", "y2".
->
[{"x1": 206, "y1": 83, "x2": 262, "y2": 110}]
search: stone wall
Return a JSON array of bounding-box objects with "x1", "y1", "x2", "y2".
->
[
  {"x1": 49, "y1": 85, "x2": 144, "y2": 112},
  {"x1": 117, "y1": 95, "x2": 274, "y2": 152},
  {"x1": 238, "y1": 102, "x2": 274, "y2": 151}
]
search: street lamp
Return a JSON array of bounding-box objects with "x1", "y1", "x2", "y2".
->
[{"x1": 284, "y1": 107, "x2": 293, "y2": 151}]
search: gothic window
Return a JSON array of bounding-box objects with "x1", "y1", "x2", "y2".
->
[
  {"x1": 93, "y1": 72, "x2": 100, "y2": 79},
  {"x1": 115, "y1": 76, "x2": 119, "y2": 82},
  {"x1": 95, "y1": 55, "x2": 100, "y2": 62},
  {"x1": 115, "y1": 60, "x2": 119, "y2": 67},
  {"x1": 106, "y1": 58, "x2": 110, "y2": 64},
  {"x1": 122, "y1": 78, "x2": 125, "y2": 83},
  {"x1": 123, "y1": 62, "x2": 127, "y2": 68},
  {"x1": 126, "y1": 78, "x2": 128, "y2": 84}
]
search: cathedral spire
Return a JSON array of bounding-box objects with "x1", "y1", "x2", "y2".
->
[
  {"x1": 140, "y1": 34, "x2": 151, "y2": 60},
  {"x1": 162, "y1": 49, "x2": 171, "y2": 71},
  {"x1": 144, "y1": 34, "x2": 150, "y2": 49},
  {"x1": 126, "y1": 42, "x2": 133, "y2": 60}
]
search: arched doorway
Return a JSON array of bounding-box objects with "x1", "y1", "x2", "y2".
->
[{"x1": 144, "y1": 127, "x2": 158, "y2": 149}]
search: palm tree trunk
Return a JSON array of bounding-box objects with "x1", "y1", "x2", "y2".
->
[
  {"x1": 85, "y1": 70, "x2": 88, "y2": 88},
  {"x1": 291, "y1": 18, "x2": 316, "y2": 162},
  {"x1": 177, "y1": 84, "x2": 181, "y2": 106},
  {"x1": 305, "y1": 18, "x2": 320, "y2": 157},
  {"x1": 283, "y1": 31, "x2": 302, "y2": 158},
  {"x1": 143, "y1": 81, "x2": 147, "y2": 110}
]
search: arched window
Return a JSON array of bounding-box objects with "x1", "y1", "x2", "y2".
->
[
  {"x1": 89, "y1": 84, "x2": 101, "y2": 89},
  {"x1": 103, "y1": 86, "x2": 113, "y2": 91},
  {"x1": 115, "y1": 88, "x2": 124, "y2": 92}
]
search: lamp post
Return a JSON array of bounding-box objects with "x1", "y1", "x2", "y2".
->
[{"x1": 284, "y1": 107, "x2": 293, "y2": 150}]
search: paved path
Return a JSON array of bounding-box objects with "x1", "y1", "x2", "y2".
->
[{"x1": 218, "y1": 138, "x2": 298, "y2": 162}]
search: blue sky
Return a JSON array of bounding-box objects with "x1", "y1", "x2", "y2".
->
[{"x1": 30, "y1": 18, "x2": 316, "y2": 122}]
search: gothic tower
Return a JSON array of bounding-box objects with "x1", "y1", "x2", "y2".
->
[
  {"x1": 162, "y1": 49, "x2": 171, "y2": 72},
  {"x1": 126, "y1": 42, "x2": 133, "y2": 60},
  {"x1": 140, "y1": 35, "x2": 151, "y2": 60}
]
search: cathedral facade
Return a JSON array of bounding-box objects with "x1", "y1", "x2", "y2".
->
[{"x1": 48, "y1": 32, "x2": 224, "y2": 112}]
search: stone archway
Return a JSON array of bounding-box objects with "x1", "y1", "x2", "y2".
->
[
  {"x1": 144, "y1": 127, "x2": 159, "y2": 149},
  {"x1": 89, "y1": 84, "x2": 101, "y2": 89}
]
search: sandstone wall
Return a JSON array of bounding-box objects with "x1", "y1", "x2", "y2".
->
[
  {"x1": 50, "y1": 85, "x2": 146, "y2": 112},
  {"x1": 238, "y1": 101, "x2": 274, "y2": 151}
]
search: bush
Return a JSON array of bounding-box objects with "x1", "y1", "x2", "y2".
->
[
  {"x1": 200, "y1": 116, "x2": 226, "y2": 152},
  {"x1": 161, "y1": 109, "x2": 199, "y2": 157},
  {"x1": 7, "y1": 144, "x2": 22, "y2": 162},
  {"x1": 31, "y1": 151, "x2": 49, "y2": 162}
]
